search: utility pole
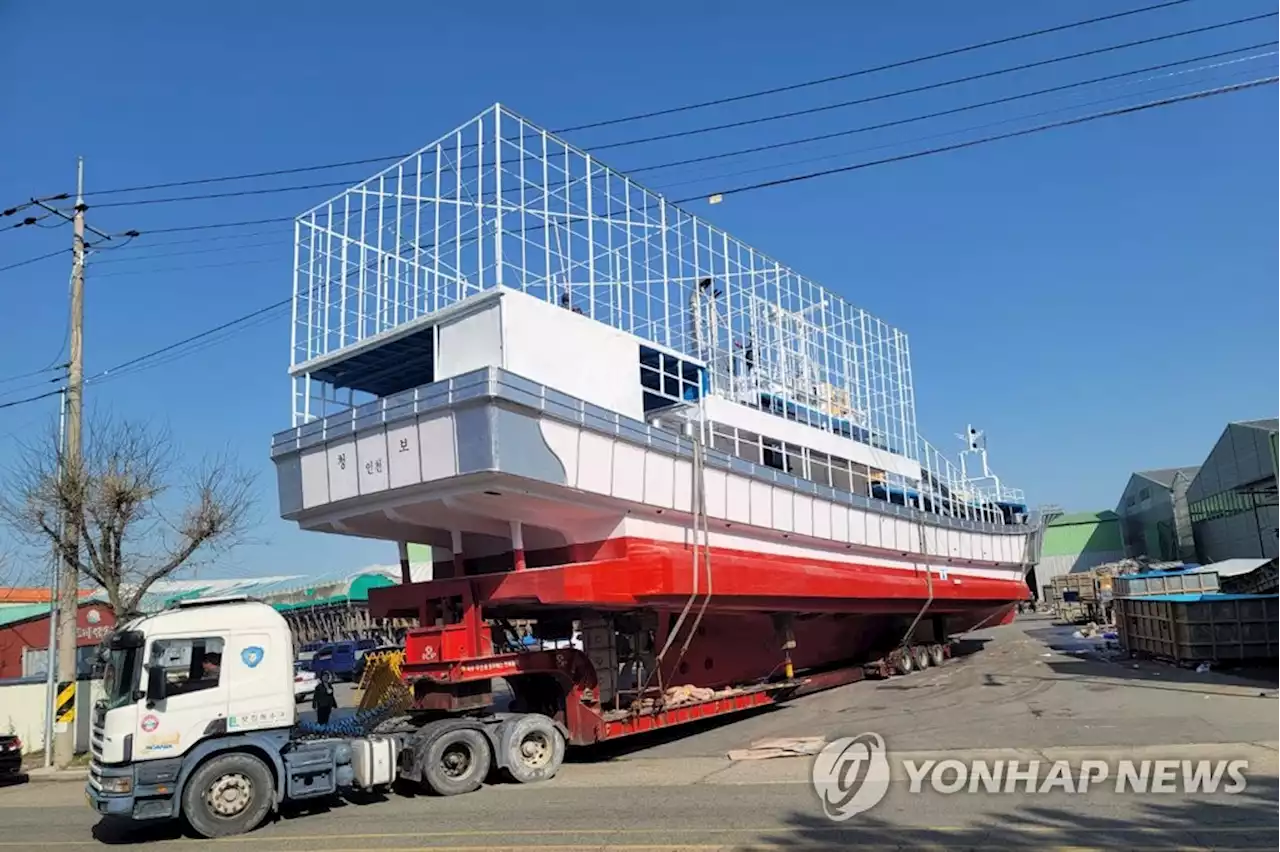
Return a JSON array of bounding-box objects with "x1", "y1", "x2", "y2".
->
[
  {"x1": 32, "y1": 159, "x2": 106, "y2": 767},
  {"x1": 55, "y1": 159, "x2": 86, "y2": 767}
]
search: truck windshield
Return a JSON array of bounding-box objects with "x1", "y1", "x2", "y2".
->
[{"x1": 102, "y1": 646, "x2": 139, "y2": 710}]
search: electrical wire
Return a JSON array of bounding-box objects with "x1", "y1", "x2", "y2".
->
[
  {"x1": 70, "y1": 0, "x2": 1207, "y2": 200},
  {"x1": 627, "y1": 41, "x2": 1277, "y2": 175},
  {"x1": 0, "y1": 248, "x2": 67, "y2": 274},
  {"x1": 557, "y1": 0, "x2": 1202, "y2": 132},
  {"x1": 688, "y1": 76, "x2": 1277, "y2": 201},
  {"x1": 650, "y1": 54, "x2": 1276, "y2": 193},
  {"x1": 62, "y1": 51, "x2": 1274, "y2": 276},
  {"x1": 591, "y1": 10, "x2": 1279, "y2": 151},
  {"x1": 70, "y1": 22, "x2": 1277, "y2": 218},
  {"x1": 0, "y1": 387, "x2": 62, "y2": 411}
]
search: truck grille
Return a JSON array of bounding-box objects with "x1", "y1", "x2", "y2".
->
[
  {"x1": 90, "y1": 724, "x2": 104, "y2": 761},
  {"x1": 88, "y1": 761, "x2": 103, "y2": 791}
]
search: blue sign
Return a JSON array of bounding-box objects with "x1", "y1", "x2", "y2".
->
[{"x1": 241, "y1": 646, "x2": 265, "y2": 668}]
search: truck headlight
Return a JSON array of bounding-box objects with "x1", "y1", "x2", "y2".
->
[{"x1": 100, "y1": 776, "x2": 133, "y2": 794}]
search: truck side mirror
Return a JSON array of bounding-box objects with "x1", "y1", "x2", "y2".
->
[{"x1": 145, "y1": 666, "x2": 166, "y2": 708}]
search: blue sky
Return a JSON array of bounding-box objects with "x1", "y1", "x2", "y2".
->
[{"x1": 1, "y1": 1, "x2": 1276, "y2": 580}]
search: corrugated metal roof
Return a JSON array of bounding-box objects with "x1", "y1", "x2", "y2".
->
[
  {"x1": 1199, "y1": 558, "x2": 1274, "y2": 578},
  {"x1": 0, "y1": 603, "x2": 52, "y2": 627},
  {"x1": 1234, "y1": 418, "x2": 1279, "y2": 432},
  {"x1": 1135, "y1": 466, "x2": 1200, "y2": 488},
  {"x1": 0, "y1": 600, "x2": 108, "y2": 627},
  {"x1": 0, "y1": 587, "x2": 97, "y2": 604}
]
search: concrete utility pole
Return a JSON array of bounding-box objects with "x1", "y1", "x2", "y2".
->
[
  {"x1": 55, "y1": 159, "x2": 87, "y2": 767},
  {"x1": 32, "y1": 159, "x2": 113, "y2": 766}
]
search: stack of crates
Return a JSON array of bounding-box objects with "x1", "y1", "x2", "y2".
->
[
  {"x1": 1050, "y1": 573, "x2": 1105, "y2": 622},
  {"x1": 1114, "y1": 593, "x2": 1278, "y2": 662}
]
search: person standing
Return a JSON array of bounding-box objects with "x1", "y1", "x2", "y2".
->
[{"x1": 313, "y1": 670, "x2": 337, "y2": 726}]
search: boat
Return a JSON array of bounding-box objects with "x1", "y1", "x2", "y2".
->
[{"x1": 271, "y1": 104, "x2": 1042, "y2": 707}]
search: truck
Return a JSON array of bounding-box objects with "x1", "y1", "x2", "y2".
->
[
  {"x1": 86, "y1": 596, "x2": 569, "y2": 837},
  {"x1": 86, "y1": 592, "x2": 958, "y2": 838}
]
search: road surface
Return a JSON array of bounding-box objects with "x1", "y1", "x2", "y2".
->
[{"x1": 1, "y1": 616, "x2": 1274, "y2": 850}]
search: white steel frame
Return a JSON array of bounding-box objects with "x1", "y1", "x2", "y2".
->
[{"x1": 289, "y1": 104, "x2": 1023, "y2": 518}]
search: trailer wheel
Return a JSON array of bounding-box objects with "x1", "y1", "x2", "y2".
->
[
  {"x1": 181, "y1": 752, "x2": 275, "y2": 839},
  {"x1": 912, "y1": 645, "x2": 931, "y2": 670},
  {"x1": 501, "y1": 714, "x2": 566, "y2": 784},
  {"x1": 893, "y1": 649, "x2": 914, "y2": 675},
  {"x1": 422, "y1": 728, "x2": 492, "y2": 796},
  {"x1": 928, "y1": 644, "x2": 946, "y2": 667}
]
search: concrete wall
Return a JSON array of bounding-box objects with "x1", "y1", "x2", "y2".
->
[{"x1": 0, "y1": 678, "x2": 102, "y2": 755}]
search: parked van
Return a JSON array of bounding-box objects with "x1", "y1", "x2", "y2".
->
[{"x1": 309, "y1": 638, "x2": 377, "y2": 681}]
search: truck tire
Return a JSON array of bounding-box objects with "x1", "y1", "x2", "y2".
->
[
  {"x1": 928, "y1": 644, "x2": 946, "y2": 667},
  {"x1": 422, "y1": 728, "x2": 491, "y2": 796},
  {"x1": 912, "y1": 645, "x2": 931, "y2": 670},
  {"x1": 181, "y1": 752, "x2": 275, "y2": 839},
  {"x1": 893, "y1": 649, "x2": 914, "y2": 675},
  {"x1": 501, "y1": 714, "x2": 565, "y2": 784}
]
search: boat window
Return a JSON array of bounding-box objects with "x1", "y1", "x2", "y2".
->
[
  {"x1": 639, "y1": 345, "x2": 704, "y2": 415},
  {"x1": 784, "y1": 444, "x2": 805, "y2": 477},
  {"x1": 762, "y1": 438, "x2": 785, "y2": 472},
  {"x1": 807, "y1": 451, "x2": 830, "y2": 487},
  {"x1": 830, "y1": 457, "x2": 852, "y2": 492},
  {"x1": 711, "y1": 423, "x2": 736, "y2": 456}
]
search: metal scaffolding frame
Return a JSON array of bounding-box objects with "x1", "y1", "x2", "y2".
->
[{"x1": 289, "y1": 103, "x2": 1023, "y2": 518}]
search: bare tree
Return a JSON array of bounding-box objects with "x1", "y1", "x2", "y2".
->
[{"x1": 0, "y1": 413, "x2": 258, "y2": 618}]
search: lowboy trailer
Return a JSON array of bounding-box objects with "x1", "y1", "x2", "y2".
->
[{"x1": 86, "y1": 594, "x2": 963, "y2": 838}]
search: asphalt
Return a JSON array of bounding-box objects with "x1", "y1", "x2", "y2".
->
[{"x1": 2, "y1": 615, "x2": 1276, "y2": 850}]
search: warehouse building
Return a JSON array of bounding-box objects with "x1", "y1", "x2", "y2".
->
[
  {"x1": 1115, "y1": 466, "x2": 1199, "y2": 562},
  {"x1": 1186, "y1": 418, "x2": 1278, "y2": 563},
  {"x1": 1034, "y1": 510, "x2": 1126, "y2": 600}
]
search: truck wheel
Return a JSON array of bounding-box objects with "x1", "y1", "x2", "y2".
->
[
  {"x1": 422, "y1": 728, "x2": 491, "y2": 796},
  {"x1": 928, "y1": 644, "x2": 946, "y2": 667},
  {"x1": 912, "y1": 645, "x2": 931, "y2": 670},
  {"x1": 501, "y1": 714, "x2": 565, "y2": 784},
  {"x1": 181, "y1": 752, "x2": 275, "y2": 839},
  {"x1": 893, "y1": 649, "x2": 914, "y2": 675}
]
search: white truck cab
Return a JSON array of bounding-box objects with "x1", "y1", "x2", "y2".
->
[
  {"x1": 93, "y1": 597, "x2": 296, "y2": 765},
  {"x1": 87, "y1": 597, "x2": 368, "y2": 837}
]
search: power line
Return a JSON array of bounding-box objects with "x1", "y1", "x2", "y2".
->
[
  {"x1": 690, "y1": 76, "x2": 1277, "y2": 201},
  {"x1": 0, "y1": 365, "x2": 65, "y2": 387},
  {"x1": 69, "y1": 0, "x2": 1204, "y2": 200},
  {"x1": 0, "y1": 386, "x2": 62, "y2": 412},
  {"x1": 72, "y1": 26, "x2": 1280, "y2": 217},
  {"x1": 557, "y1": 0, "x2": 1202, "y2": 132},
  {"x1": 84, "y1": 155, "x2": 407, "y2": 198},
  {"x1": 57, "y1": 52, "x2": 1275, "y2": 277},
  {"x1": 650, "y1": 55, "x2": 1275, "y2": 193},
  {"x1": 132, "y1": 216, "x2": 296, "y2": 235},
  {"x1": 627, "y1": 41, "x2": 1277, "y2": 175},
  {"x1": 0, "y1": 247, "x2": 67, "y2": 273},
  {"x1": 64, "y1": 15, "x2": 1276, "y2": 216},
  {"x1": 89, "y1": 298, "x2": 288, "y2": 380},
  {"x1": 592, "y1": 10, "x2": 1279, "y2": 151}
]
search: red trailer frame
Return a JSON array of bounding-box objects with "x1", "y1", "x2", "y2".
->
[{"x1": 375, "y1": 576, "x2": 872, "y2": 746}]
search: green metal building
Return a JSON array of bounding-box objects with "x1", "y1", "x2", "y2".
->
[{"x1": 1034, "y1": 510, "x2": 1125, "y2": 600}]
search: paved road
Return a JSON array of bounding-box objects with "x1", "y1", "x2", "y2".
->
[{"x1": 2, "y1": 617, "x2": 1275, "y2": 850}]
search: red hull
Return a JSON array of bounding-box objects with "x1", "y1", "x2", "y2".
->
[
  {"x1": 375, "y1": 535, "x2": 1029, "y2": 617},
  {"x1": 371, "y1": 535, "x2": 1024, "y2": 689}
]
